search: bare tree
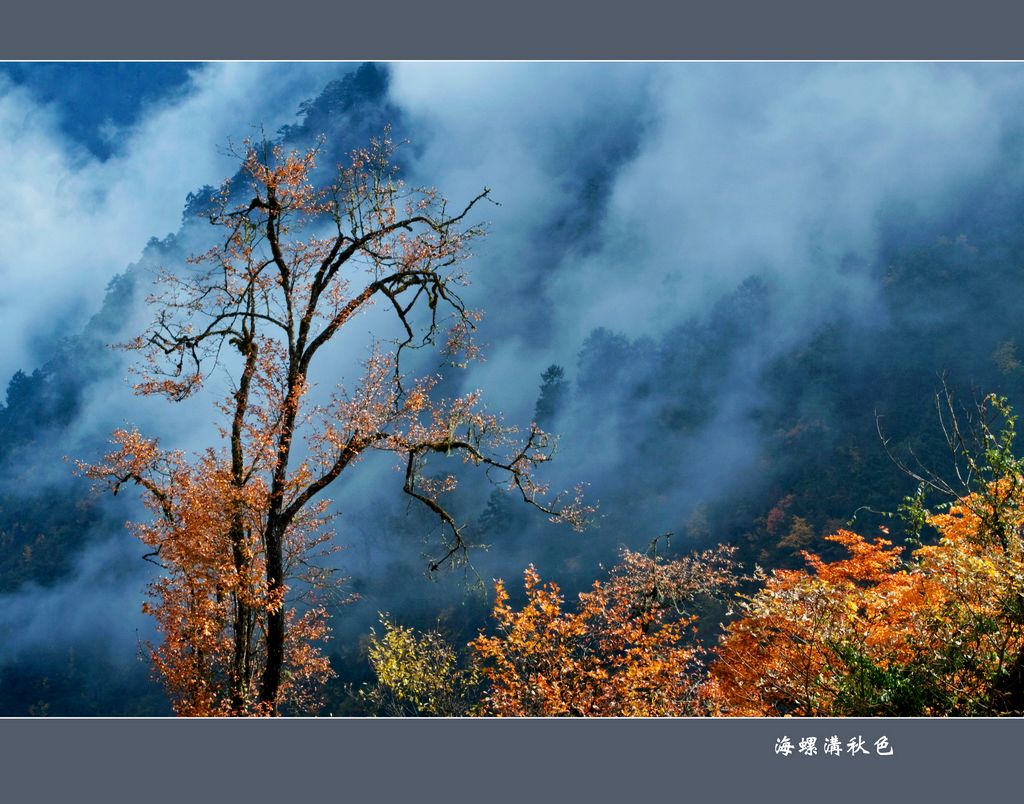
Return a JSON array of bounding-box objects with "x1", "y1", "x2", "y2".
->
[{"x1": 83, "y1": 133, "x2": 589, "y2": 714}]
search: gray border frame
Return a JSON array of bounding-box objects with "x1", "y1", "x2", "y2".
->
[
  {"x1": 3, "y1": 717, "x2": 1017, "y2": 800},
  {"x1": 1, "y1": 0, "x2": 1023, "y2": 59}
]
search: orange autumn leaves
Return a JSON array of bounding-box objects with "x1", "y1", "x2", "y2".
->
[
  {"x1": 706, "y1": 530, "x2": 922, "y2": 716},
  {"x1": 469, "y1": 546, "x2": 739, "y2": 717},
  {"x1": 81, "y1": 429, "x2": 336, "y2": 716},
  {"x1": 447, "y1": 478, "x2": 1024, "y2": 717},
  {"x1": 708, "y1": 485, "x2": 1024, "y2": 716},
  {"x1": 80, "y1": 131, "x2": 594, "y2": 715},
  {"x1": 472, "y1": 565, "x2": 707, "y2": 717}
]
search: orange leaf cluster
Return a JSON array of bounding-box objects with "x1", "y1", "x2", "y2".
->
[
  {"x1": 80, "y1": 430, "x2": 336, "y2": 716},
  {"x1": 471, "y1": 547, "x2": 737, "y2": 716},
  {"x1": 81, "y1": 130, "x2": 590, "y2": 714},
  {"x1": 707, "y1": 483, "x2": 1024, "y2": 716}
]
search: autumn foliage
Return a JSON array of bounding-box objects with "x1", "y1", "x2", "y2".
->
[
  {"x1": 706, "y1": 482, "x2": 1024, "y2": 716},
  {"x1": 82, "y1": 430, "x2": 336, "y2": 715},
  {"x1": 80, "y1": 132, "x2": 588, "y2": 715},
  {"x1": 364, "y1": 616, "x2": 480, "y2": 716},
  {"x1": 361, "y1": 545, "x2": 736, "y2": 716},
  {"x1": 703, "y1": 397, "x2": 1024, "y2": 716},
  {"x1": 469, "y1": 547, "x2": 737, "y2": 716},
  {"x1": 706, "y1": 529, "x2": 923, "y2": 716},
  {"x1": 364, "y1": 454, "x2": 1024, "y2": 716},
  {"x1": 75, "y1": 125, "x2": 1024, "y2": 718},
  {"x1": 457, "y1": 477, "x2": 1024, "y2": 716}
]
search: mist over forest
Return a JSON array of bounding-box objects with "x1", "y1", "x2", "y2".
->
[{"x1": 4, "y1": 62, "x2": 1024, "y2": 714}]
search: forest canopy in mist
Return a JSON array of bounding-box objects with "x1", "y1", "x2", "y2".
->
[{"x1": 3, "y1": 62, "x2": 1024, "y2": 715}]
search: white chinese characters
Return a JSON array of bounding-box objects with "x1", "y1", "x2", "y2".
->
[{"x1": 776, "y1": 735, "x2": 893, "y2": 757}]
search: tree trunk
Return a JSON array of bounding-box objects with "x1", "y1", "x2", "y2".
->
[
  {"x1": 229, "y1": 329, "x2": 258, "y2": 713},
  {"x1": 258, "y1": 521, "x2": 285, "y2": 712},
  {"x1": 228, "y1": 517, "x2": 253, "y2": 714}
]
